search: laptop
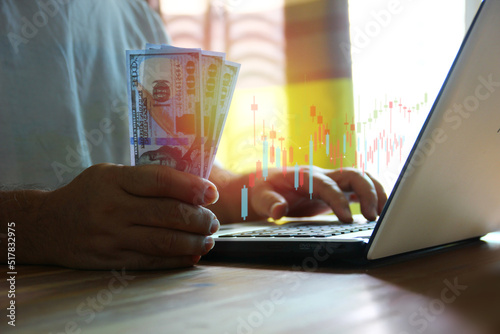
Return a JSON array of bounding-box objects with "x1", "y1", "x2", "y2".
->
[{"x1": 208, "y1": 0, "x2": 500, "y2": 263}]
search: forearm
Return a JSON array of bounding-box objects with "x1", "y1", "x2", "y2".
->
[{"x1": 0, "y1": 190, "x2": 53, "y2": 265}]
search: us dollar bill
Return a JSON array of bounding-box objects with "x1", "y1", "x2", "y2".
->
[
  {"x1": 127, "y1": 44, "x2": 240, "y2": 179},
  {"x1": 154, "y1": 45, "x2": 225, "y2": 178},
  {"x1": 208, "y1": 60, "x2": 241, "y2": 169},
  {"x1": 200, "y1": 50, "x2": 225, "y2": 178},
  {"x1": 126, "y1": 48, "x2": 205, "y2": 177}
]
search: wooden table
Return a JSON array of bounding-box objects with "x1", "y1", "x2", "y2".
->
[{"x1": 2, "y1": 232, "x2": 500, "y2": 334}]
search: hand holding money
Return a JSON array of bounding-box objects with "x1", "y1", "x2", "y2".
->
[
  {"x1": 36, "y1": 163, "x2": 220, "y2": 269},
  {"x1": 126, "y1": 44, "x2": 240, "y2": 178}
]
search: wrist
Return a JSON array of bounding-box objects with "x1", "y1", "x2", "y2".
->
[
  {"x1": 208, "y1": 167, "x2": 242, "y2": 224},
  {"x1": 209, "y1": 169, "x2": 264, "y2": 224}
]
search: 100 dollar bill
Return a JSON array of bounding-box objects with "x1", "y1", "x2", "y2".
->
[
  {"x1": 153, "y1": 45, "x2": 227, "y2": 178},
  {"x1": 126, "y1": 48, "x2": 205, "y2": 177},
  {"x1": 208, "y1": 60, "x2": 240, "y2": 170}
]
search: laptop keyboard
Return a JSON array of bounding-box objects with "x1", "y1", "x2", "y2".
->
[{"x1": 218, "y1": 222, "x2": 376, "y2": 238}]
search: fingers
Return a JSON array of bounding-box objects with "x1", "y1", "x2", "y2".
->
[
  {"x1": 251, "y1": 181, "x2": 289, "y2": 220},
  {"x1": 365, "y1": 172, "x2": 388, "y2": 214},
  {"x1": 253, "y1": 169, "x2": 353, "y2": 222},
  {"x1": 329, "y1": 168, "x2": 387, "y2": 220},
  {"x1": 126, "y1": 198, "x2": 220, "y2": 234},
  {"x1": 329, "y1": 169, "x2": 377, "y2": 220},
  {"x1": 263, "y1": 167, "x2": 386, "y2": 222},
  {"x1": 121, "y1": 198, "x2": 219, "y2": 257},
  {"x1": 268, "y1": 168, "x2": 351, "y2": 222},
  {"x1": 302, "y1": 172, "x2": 353, "y2": 222},
  {"x1": 120, "y1": 225, "x2": 215, "y2": 258},
  {"x1": 117, "y1": 165, "x2": 218, "y2": 205}
]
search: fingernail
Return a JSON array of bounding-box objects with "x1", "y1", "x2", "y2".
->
[
  {"x1": 269, "y1": 202, "x2": 280, "y2": 218},
  {"x1": 210, "y1": 217, "x2": 220, "y2": 234},
  {"x1": 204, "y1": 236, "x2": 215, "y2": 253},
  {"x1": 343, "y1": 207, "x2": 353, "y2": 222},
  {"x1": 204, "y1": 183, "x2": 219, "y2": 204},
  {"x1": 270, "y1": 202, "x2": 287, "y2": 219}
]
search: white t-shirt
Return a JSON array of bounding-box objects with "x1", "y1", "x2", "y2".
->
[{"x1": 0, "y1": 0, "x2": 169, "y2": 189}]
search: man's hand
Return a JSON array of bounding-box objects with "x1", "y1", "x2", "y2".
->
[
  {"x1": 27, "y1": 164, "x2": 220, "y2": 270},
  {"x1": 209, "y1": 166, "x2": 386, "y2": 223},
  {"x1": 250, "y1": 167, "x2": 387, "y2": 222}
]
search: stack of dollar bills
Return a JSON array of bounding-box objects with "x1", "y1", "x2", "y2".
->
[{"x1": 126, "y1": 44, "x2": 240, "y2": 179}]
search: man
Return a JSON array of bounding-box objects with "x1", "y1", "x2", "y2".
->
[{"x1": 0, "y1": 0, "x2": 386, "y2": 269}]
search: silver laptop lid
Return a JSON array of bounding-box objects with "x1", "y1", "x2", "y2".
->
[{"x1": 367, "y1": 0, "x2": 500, "y2": 260}]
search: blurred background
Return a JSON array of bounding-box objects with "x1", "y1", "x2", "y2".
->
[{"x1": 147, "y1": 0, "x2": 482, "y2": 192}]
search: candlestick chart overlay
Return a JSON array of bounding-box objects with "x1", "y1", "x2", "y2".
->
[{"x1": 239, "y1": 93, "x2": 429, "y2": 220}]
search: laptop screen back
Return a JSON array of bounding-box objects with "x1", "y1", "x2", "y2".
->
[{"x1": 368, "y1": 0, "x2": 500, "y2": 260}]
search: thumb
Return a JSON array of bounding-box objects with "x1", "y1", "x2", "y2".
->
[{"x1": 251, "y1": 182, "x2": 289, "y2": 220}]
